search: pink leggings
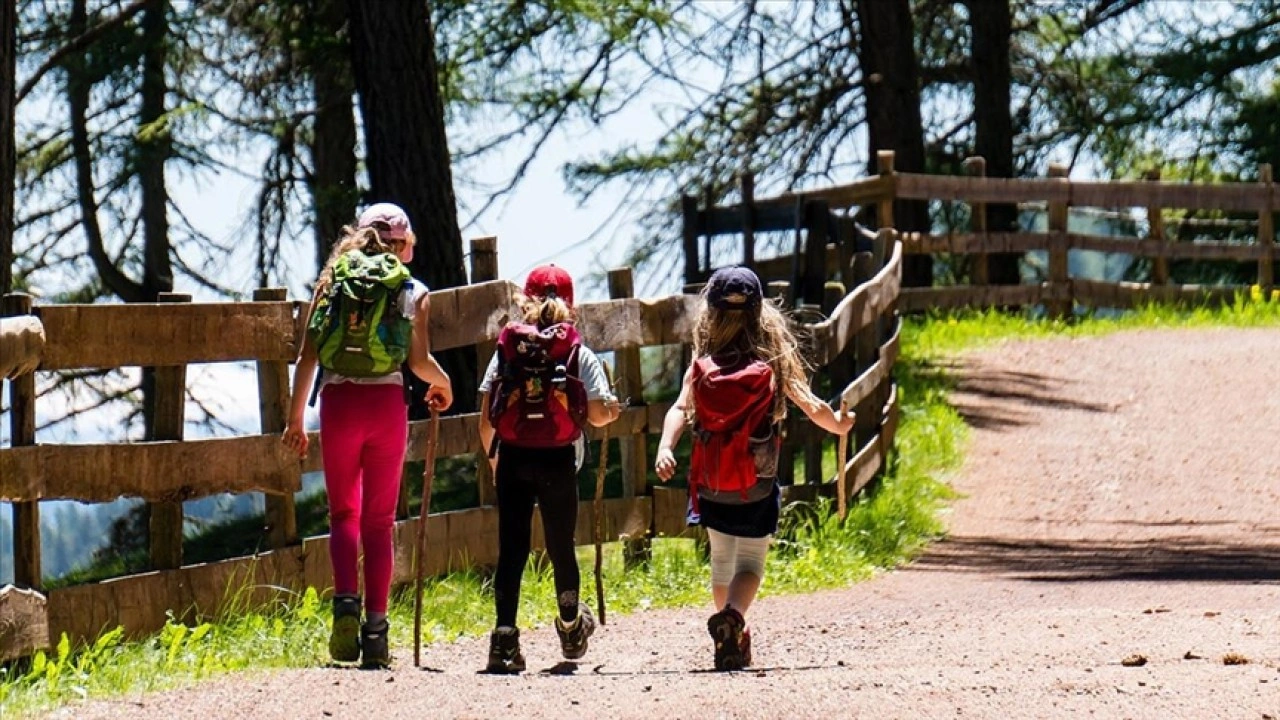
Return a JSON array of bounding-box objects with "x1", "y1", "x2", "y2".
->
[{"x1": 319, "y1": 382, "x2": 408, "y2": 614}]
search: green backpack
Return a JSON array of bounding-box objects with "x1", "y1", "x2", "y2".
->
[{"x1": 308, "y1": 250, "x2": 413, "y2": 378}]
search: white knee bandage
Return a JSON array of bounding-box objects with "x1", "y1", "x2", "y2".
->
[{"x1": 707, "y1": 528, "x2": 770, "y2": 586}]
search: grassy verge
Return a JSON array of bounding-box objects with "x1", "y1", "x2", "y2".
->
[{"x1": 13, "y1": 295, "x2": 1278, "y2": 716}]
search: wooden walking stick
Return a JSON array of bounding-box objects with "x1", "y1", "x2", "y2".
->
[
  {"x1": 593, "y1": 361, "x2": 615, "y2": 626},
  {"x1": 836, "y1": 400, "x2": 850, "y2": 520},
  {"x1": 413, "y1": 406, "x2": 441, "y2": 668}
]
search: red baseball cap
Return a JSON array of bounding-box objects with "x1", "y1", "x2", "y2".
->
[
  {"x1": 524, "y1": 264, "x2": 574, "y2": 307},
  {"x1": 357, "y1": 202, "x2": 412, "y2": 241}
]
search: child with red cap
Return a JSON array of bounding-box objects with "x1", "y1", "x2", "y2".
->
[
  {"x1": 655, "y1": 265, "x2": 853, "y2": 671},
  {"x1": 282, "y1": 202, "x2": 453, "y2": 668},
  {"x1": 478, "y1": 264, "x2": 620, "y2": 673}
]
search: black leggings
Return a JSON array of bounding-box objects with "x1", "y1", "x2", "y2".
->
[{"x1": 494, "y1": 444, "x2": 581, "y2": 627}]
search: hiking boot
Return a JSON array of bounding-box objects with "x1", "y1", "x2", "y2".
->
[
  {"x1": 486, "y1": 626, "x2": 526, "y2": 674},
  {"x1": 707, "y1": 606, "x2": 748, "y2": 671},
  {"x1": 740, "y1": 626, "x2": 753, "y2": 668},
  {"x1": 360, "y1": 618, "x2": 391, "y2": 669},
  {"x1": 555, "y1": 602, "x2": 596, "y2": 660},
  {"x1": 329, "y1": 596, "x2": 361, "y2": 663}
]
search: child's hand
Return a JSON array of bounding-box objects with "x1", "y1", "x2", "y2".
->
[
  {"x1": 282, "y1": 422, "x2": 308, "y2": 459},
  {"x1": 654, "y1": 447, "x2": 678, "y2": 482},
  {"x1": 832, "y1": 406, "x2": 855, "y2": 435},
  {"x1": 426, "y1": 382, "x2": 453, "y2": 411}
]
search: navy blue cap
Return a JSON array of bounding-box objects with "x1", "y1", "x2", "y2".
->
[{"x1": 706, "y1": 266, "x2": 763, "y2": 311}]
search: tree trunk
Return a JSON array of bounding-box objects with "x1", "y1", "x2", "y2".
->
[
  {"x1": 137, "y1": 0, "x2": 172, "y2": 300},
  {"x1": 855, "y1": 0, "x2": 932, "y2": 287},
  {"x1": 0, "y1": 0, "x2": 14, "y2": 295},
  {"x1": 969, "y1": 0, "x2": 1020, "y2": 285},
  {"x1": 69, "y1": 0, "x2": 144, "y2": 302},
  {"x1": 347, "y1": 0, "x2": 475, "y2": 412},
  {"x1": 308, "y1": 0, "x2": 357, "y2": 274}
]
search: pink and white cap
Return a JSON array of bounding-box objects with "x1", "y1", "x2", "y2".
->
[{"x1": 357, "y1": 202, "x2": 412, "y2": 241}]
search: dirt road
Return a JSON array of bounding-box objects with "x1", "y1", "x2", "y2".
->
[{"x1": 51, "y1": 328, "x2": 1280, "y2": 719}]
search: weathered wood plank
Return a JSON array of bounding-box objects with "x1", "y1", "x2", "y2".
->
[
  {"x1": 0, "y1": 585, "x2": 48, "y2": 661},
  {"x1": 838, "y1": 318, "x2": 902, "y2": 412},
  {"x1": 898, "y1": 284, "x2": 1048, "y2": 313},
  {"x1": 0, "y1": 434, "x2": 303, "y2": 502},
  {"x1": 809, "y1": 235, "x2": 902, "y2": 365},
  {"x1": 0, "y1": 314, "x2": 43, "y2": 378},
  {"x1": 754, "y1": 175, "x2": 894, "y2": 211},
  {"x1": 900, "y1": 231, "x2": 1047, "y2": 256},
  {"x1": 575, "y1": 295, "x2": 701, "y2": 351},
  {"x1": 1072, "y1": 279, "x2": 1245, "y2": 309},
  {"x1": 1071, "y1": 234, "x2": 1262, "y2": 261},
  {"x1": 426, "y1": 280, "x2": 520, "y2": 352},
  {"x1": 895, "y1": 172, "x2": 1279, "y2": 211},
  {"x1": 34, "y1": 302, "x2": 297, "y2": 370},
  {"x1": 652, "y1": 486, "x2": 694, "y2": 540}
]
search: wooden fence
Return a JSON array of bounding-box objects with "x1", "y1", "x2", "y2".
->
[
  {"x1": 0, "y1": 232, "x2": 903, "y2": 659},
  {"x1": 682, "y1": 151, "x2": 1277, "y2": 317}
]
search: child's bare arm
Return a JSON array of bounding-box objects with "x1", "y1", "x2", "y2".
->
[
  {"x1": 784, "y1": 383, "x2": 855, "y2": 435},
  {"x1": 282, "y1": 296, "x2": 321, "y2": 458},
  {"x1": 655, "y1": 367, "x2": 694, "y2": 481},
  {"x1": 587, "y1": 398, "x2": 621, "y2": 427},
  {"x1": 407, "y1": 291, "x2": 453, "y2": 410}
]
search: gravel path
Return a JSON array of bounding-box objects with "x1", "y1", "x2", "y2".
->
[{"x1": 47, "y1": 328, "x2": 1280, "y2": 719}]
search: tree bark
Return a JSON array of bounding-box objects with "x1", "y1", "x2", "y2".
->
[
  {"x1": 969, "y1": 0, "x2": 1020, "y2": 285},
  {"x1": 308, "y1": 0, "x2": 357, "y2": 274},
  {"x1": 137, "y1": 0, "x2": 173, "y2": 300},
  {"x1": 347, "y1": 0, "x2": 475, "y2": 412},
  {"x1": 855, "y1": 0, "x2": 932, "y2": 287},
  {"x1": 0, "y1": 0, "x2": 14, "y2": 295}
]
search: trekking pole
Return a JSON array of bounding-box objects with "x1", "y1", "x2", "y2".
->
[
  {"x1": 593, "y1": 362, "x2": 615, "y2": 626},
  {"x1": 836, "y1": 399, "x2": 849, "y2": 520},
  {"x1": 413, "y1": 406, "x2": 441, "y2": 668}
]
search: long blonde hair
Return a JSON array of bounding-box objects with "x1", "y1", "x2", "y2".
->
[
  {"x1": 690, "y1": 295, "x2": 817, "y2": 423},
  {"x1": 516, "y1": 293, "x2": 575, "y2": 329},
  {"x1": 314, "y1": 224, "x2": 416, "y2": 296}
]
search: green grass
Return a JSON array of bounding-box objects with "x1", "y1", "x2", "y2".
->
[{"x1": 11, "y1": 293, "x2": 1280, "y2": 717}]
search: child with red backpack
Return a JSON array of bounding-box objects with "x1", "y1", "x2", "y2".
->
[
  {"x1": 655, "y1": 266, "x2": 854, "y2": 671},
  {"x1": 478, "y1": 264, "x2": 620, "y2": 673},
  {"x1": 282, "y1": 202, "x2": 453, "y2": 668}
]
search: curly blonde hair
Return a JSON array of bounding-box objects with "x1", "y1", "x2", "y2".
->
[
  {"x1": 516, "y1": 293, "x2": 575, "y2": 328},
  {"x1": 313, "y1": 224, "x2": 416, "y2": 296},
  {"x1": 689, "y1": 295, "x2": 817, "y2": 423}
]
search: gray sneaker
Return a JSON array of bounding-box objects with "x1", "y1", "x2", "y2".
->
[
  {"x1": 554, "y1": 603, "x2": 596, "y2": 660},
  {"x1": 329, "y1": 596, "x2": 361, "y2": 663}
]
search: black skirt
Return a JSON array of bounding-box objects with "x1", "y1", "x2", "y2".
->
[{"x1": 687, "y1": 479, "x2": 780, "y2": 538}]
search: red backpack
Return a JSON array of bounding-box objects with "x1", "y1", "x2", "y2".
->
[
  {"x1": 689, "y1": 355, "x2": 777, "y2": 505},
  {"x1": 487, "y1": 322, "x2": 588, "y2": 450}
]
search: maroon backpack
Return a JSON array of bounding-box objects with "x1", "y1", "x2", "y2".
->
[
  {"x1": 487, "y1": 322, "x2": 588, "y2": 450},
  {"x1": 689, "y1": 355, "x2": 777, "y2": 505}
]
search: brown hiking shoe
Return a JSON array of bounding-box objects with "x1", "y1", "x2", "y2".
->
[
  {"x1": 554, "y1": 603, "x2": 596, "y2": 660},
  {"x1": 707, "y1": 606, "x2": 748, "y2": 671}
]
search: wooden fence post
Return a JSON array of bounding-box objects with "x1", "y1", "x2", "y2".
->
[
  {"x1": 148, "y1": 292, "x2": 190, "y2": 570},
  {"x1": 2, "y1": 293, "x2": 40, "y2": 589},
  {"x1": 852, "y1": 252, "x2": 879, "y2": 453},
  {"x1": 740, "y1": 173, "x2": 756, "y2": 268},
  {"x1": 471, "y1": 236, "x2": 500, "y2": 508},
  {"x1": 800, "y1": 301, "x2": 825, "y2": 488},
  {"x1": 802, "y1": 200, "x2": 829, "y2": 306},
  {"x1": 1046, "y1": 163, "x2": 1071, "y2": 319},
  {"x1": 876, "y1": 150, "x2": 896, "y2": 229},
  {"x1": 965, "y1": 156, "x2": 989, "y2": 287},
  {"x1": 1145, "y1": 168, "x2": 1169, "y2": 286},
  {"x1": 682, "y1": 194, "x2": 702, "y2": 286},
  {"x1": 1258, "y1": 164, "x2": 1274, "y2": 297},
  {"x1": 607, "y1": 267, "x2": 651, "y2": 566},
  {"x1": 255, "y1": 287, "x2": 297, "y2": 548}
]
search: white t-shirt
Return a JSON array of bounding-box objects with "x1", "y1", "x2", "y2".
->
[{"x1": 319, "y1": 279, "x2": 427, "y2": 391}]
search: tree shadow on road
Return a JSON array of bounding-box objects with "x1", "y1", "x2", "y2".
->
[{"x1": 912, "y1": 534, "x2": 1280, "y2": 583}]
